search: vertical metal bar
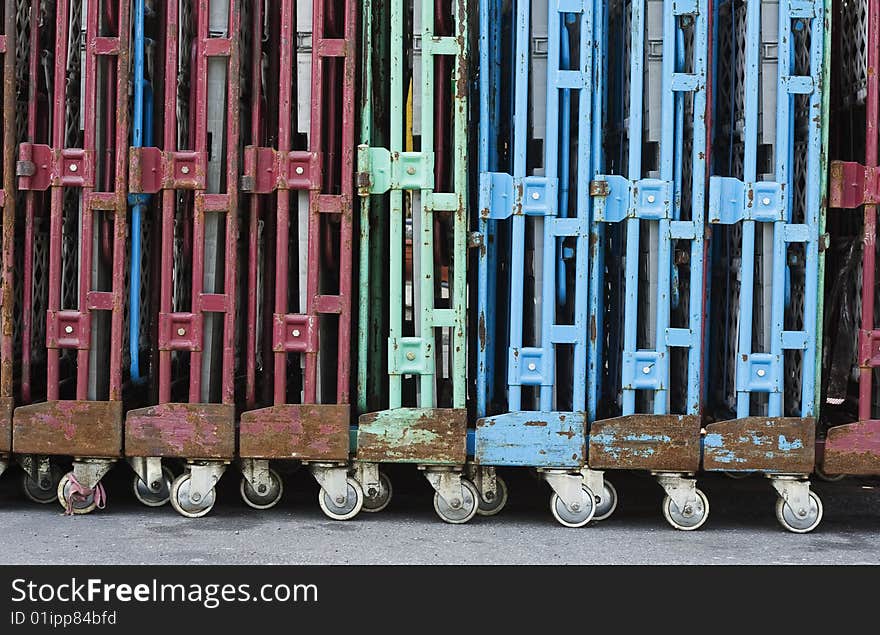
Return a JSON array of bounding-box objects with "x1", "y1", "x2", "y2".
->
[
  {"x1": 507, "y1": 0, "x2": 529, "y2": 412},
  {"x1": 476, "y1": 0, "x2": 491, "y2": 419},
  {"x1": 0, "y1": 0, "x2": 15, "y2": 432},
  {"x1": 859, "y1": 1, "x2": 879, "y2": 422},
  {"x1": 244, "y1": 0, "x2": 263, "y2": 409},
  {"x1": 800, "y1": 0, "x2": 823, "y2": 416},
  {"x1": 273, "y1": 0, "x2": 294, "y2": 405},
  {"x1": 357, "y1": 0, "x2": 374, "y2": 415},
  {"x1": 621, "y1": 0, "x2": 644, "y2": 416},
  {"x1": 588, "y1": 0, "x2": 608, "y2": 423},
  {"x1": 735, "y1": 0, "x2": 761, "y2": 418},
  {"x1": 157, "y1": 0, "x2": 177, "y2": 405},
  {"x1": 387, "y1": 0, "x2": 403, "y2": 409}
]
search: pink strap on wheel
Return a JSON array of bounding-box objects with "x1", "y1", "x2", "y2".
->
[{"x1": 63, "y1": 473, "x2": 107, "y2": 516}]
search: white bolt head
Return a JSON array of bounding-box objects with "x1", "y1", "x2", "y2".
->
[
  {"x1": 181, "y1": 165, "x2": 190, "y2": 174},
  {"x1": 757, "y1": 369, "x2": 766, "y2": 377},
  {"x1": 296, "y1": 166, "x2": 304, "y2": 175},
  {"x1": 531, "y1": 192, "x2": 540, "y2": 200},
  {"x1": 69, "y1": 163, "x2": 78, "y2": 172},
  {"x1": 762, "y1": 197, "x2": 771, "y2": 205},
  {"x1": 647, "y1": 195, "x2": 656, "y2": 203},
  {"x1": 642, "y1": 366, "x2": 651, "y2": 374},
  {"x1": 292, "y1": 329, "x2": 301, "y2": 337},
  {"x1": 64, "y1": 325, "x2": 73, "y2": 334},
  {"x1": 177, "y1": 327, "x2": 186, "y2": 336},
  {"x1": 528, "y1": 363, "x2": 537, "y2": 371}
]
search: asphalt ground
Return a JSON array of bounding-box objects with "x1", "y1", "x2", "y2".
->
[{"x1": 0, "y1": 462, "x2": 878, "y2": 564}]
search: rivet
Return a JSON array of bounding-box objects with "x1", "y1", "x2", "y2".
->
[
  {"x1": 531, "y1": 192, "x2": 540, "y2": 200},
  {"x1": 762, "y1": 197, "x2": 771, "y2": 205},
  {"x1": 647, "y1": 195, "x2": 655, "y2": 204},
  {"x1": 757, "y1": 369, "x2": 766, "y2": 377},
  {"x1": 642, "y1": 366, "x2": 651, "y2": 374},
  {"x1": 69, "y1": 163, "x2": 78, "y2": 172},
  {"x1": 177, "y1": 328, "x2": 186, "y2": 336},
  {"x1": 296, "y1": 166, "x2": 304, "y2": 175},
  {"x1": 64, "y1": 325, "x2": 73, "y2": 334},
  {"x1": 406, "y1": 352, "x2": 416, "y2": 361},
  {"x1": 292, "y1": 329, "x2": 301, "y2": 337},
  {"x1": 181, "y1": 166, "x2": 190, "y2": 174},
  {"x1": 528, "y1": 363, "x2": 537, "y2": 371}
]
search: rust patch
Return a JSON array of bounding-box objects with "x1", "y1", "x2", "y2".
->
[
  {"x1": 524, "y1": 420, "x2": 548, "y2": 427},
  {"x1": 240, "y1": 403, "x2": 350, "y2": 461},
  {"x1": 702, "y1": 417, "x2": 815, "y2": 473},
  {"x1": 0, "y1": 396, "x2": 12, "y2": 453},
  {"x1": 357, "y1": 408, "x2": 467, "y2": 464},
  {"x1": 588, "y1": 414, "x2": 701, "y2": 471},
  {"x1": 13, "y1": 400, "x2": 123, "y2": 458},
  {"x1": 822, "y1": 420, "x2": 880, "y2": 475},
  {"x1": 125, "y1": 403, "x2": 234, "y2": 459}
]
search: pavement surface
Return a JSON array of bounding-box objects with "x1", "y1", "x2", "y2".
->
[{"x1": 0, "y1": 462, "x2": 878, "y2": 565}]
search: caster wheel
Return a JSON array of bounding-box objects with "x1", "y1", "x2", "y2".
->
[
  {"x1": 132, "y1": 467, "x2": 174, "y2": 507},
  {"x1": 476, "y1": 476, "x2": 508, "y2": 516},
  {"x1": 318, "y1": 477, "x2": 364, "y2": 521},
  {"x1": 170, "y1": 473, "x2": 216, "y2": 518},
  {"x1": 662, "y1": 488, "x2": 709, "y2": 531},
  {"x1": 57, "y1": 473, "x2": 98, "y2": 515},
  {"x1": 723, "y1": 471, "x2": 751, "y2": 479},
  {"x1": 433, "y1": 479, "x2": 479, "y2": 524},
  {"x1": 814, "y1": 465, "x2": 846, "y2": 482},
  {"x1": 775, "y1": 491, "x2": 823, "y2": 533},
  {"x1": 593, "y1": 479, "x2": 618, "y2": 521},
  {"x1": 22, "y1": 469, "x2": 61, "y2": 504},
  {"x1": 362, "y1": 472, "x2": 393, "y2": 513},
  {"x1": 550, "y1": 485, "x2": 596, "y2": 528},
  {"x1": 240, "y1": 469, "x2": 284, "y2": 510}
]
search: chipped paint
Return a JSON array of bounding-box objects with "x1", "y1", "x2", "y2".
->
[
  {"x1": 475, "y1": 412, "x2": 586, "y2": 468},
  {"x1": 702, "y1": 417, "x2": 815, "y2": 473},
  {"x1": 588, "y1": 414, "x2": 702, "y2": 471}
]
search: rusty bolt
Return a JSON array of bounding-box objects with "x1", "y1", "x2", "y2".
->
[
  {"x1": 590, "y1": 180, "x2": 610, "y2": 197},
  {"x1": 64, "y1": 325, "x2": 74, "y2": 334},
  {"x1": 406, "y1": 352, "x2": 416, "y2": 361},
  {"x1": 406, "y1": 167, "x2": 416, "y2": 175},
  {"x1": 181, "y1": 166, "x2": 190, "y2": 175},
  {"x1": 177, "y1": 327, "x2": 186, "y2": 336}
]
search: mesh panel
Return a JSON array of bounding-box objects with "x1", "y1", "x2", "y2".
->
[{"x1": 839, "y1": 0, "x2": 868, "y2": 107}]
